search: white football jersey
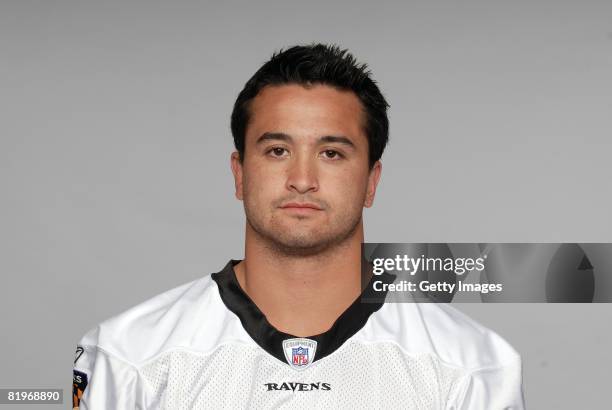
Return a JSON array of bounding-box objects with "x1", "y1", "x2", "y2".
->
[{"x1": 72, "y1": 260, "x2": 525, "y2": 409}]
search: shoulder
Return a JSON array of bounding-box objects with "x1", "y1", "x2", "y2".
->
[
  {"x1": 76, "y1": 270, "x2": 243, "y2": 367},
  {"x1": 358, "y1": 302, "x2": 521, "y2": 371},
  {"x1": 420, "y1": 303, "x2": 521, "y2": 370}
]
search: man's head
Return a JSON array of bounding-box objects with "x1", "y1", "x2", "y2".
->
[{"x1": 230, "y1": 44, "x2": 389, "y2": 256}]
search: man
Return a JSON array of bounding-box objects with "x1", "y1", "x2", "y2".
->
[{"x1": 72, "y1": 44, "x2": 525, "y2": 409}]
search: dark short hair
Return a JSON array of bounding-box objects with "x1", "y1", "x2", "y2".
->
[{"x1": 230, "y1": 43, "x2": 389, "y2": 168}]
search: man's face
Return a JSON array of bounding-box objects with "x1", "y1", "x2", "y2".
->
[{"x1": 231, "y1": 84, "x2": 381, "y2": 255}]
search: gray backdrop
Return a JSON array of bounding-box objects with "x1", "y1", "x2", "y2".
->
[{"x1": 1, "y1": 1, "x2": 611, "y2": 409}]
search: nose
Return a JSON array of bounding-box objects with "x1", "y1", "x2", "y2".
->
[{"x1": 285, "y1": 155, "x2": 319, "y2": 194}]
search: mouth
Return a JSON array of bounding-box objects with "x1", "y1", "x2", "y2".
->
[
  {"x1": 279, "y1": 202, "x2": 324, "y2": 214},
  {"x1": 280, "y1": 202, "x2": 323, "y2": 210}
]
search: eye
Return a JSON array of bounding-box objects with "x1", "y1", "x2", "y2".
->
[
  {"x1": 267, "y1": 147, "x2": 289, "y2": 158},
  {"x1": 321, "y1": 149, "x2": 343, "y2": 160}
]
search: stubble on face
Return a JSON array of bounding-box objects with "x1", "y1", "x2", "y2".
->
[{"x1": 243, "y1": 185, "x2": 366, "y2": 257}]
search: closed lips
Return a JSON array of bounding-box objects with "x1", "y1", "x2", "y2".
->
[{"x1": 281, "y1": 203, "x2": 322, "y2": 210}]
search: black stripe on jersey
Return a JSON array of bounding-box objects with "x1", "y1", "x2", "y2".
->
[{"x1": 211, "y1": 259, "x2": 395, "y2": 366}]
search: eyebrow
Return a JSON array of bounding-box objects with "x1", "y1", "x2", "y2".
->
[{"x1": 255, "y1": 132, "x2": 356, "y2": 149}]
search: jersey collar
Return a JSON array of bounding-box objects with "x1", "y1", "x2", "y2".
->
[{"x1": 211, "y1": 259, "x2": 393, "y2": 367}]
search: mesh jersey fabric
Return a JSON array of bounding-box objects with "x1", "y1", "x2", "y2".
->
[{"x1": 72, "y1": 260, "x2": 525, "y2": 409}]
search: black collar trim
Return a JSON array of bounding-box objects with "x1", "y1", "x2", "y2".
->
[{"x1": 210, "y1": 260, "x2": 393, "y2": 366}]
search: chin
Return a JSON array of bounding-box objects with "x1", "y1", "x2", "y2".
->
[
  {"x1": 276, "y1": 234, "x2": 326, "y2": 249},
  {"x1": 265, "y1": 228, "x2": 329, "y2": 252}
]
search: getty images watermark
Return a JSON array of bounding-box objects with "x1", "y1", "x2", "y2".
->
[
  {"x1": 371, "y1": 253, "x2": 500, "y2": 295},
  {"x1": 360, "y1": 243, "x2": 612, "y2": 303}
]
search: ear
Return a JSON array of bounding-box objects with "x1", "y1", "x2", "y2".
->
[
  {"x1": 364, "y1": 160, "x2": 382, "y2": 208},
  {"x1": 230, "y1": 151, "x2": 244, "y2": 200}
]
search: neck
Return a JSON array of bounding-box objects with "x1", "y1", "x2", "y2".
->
[{"x1": 234, "y1": 222, "x2": 365, "y2": 337}]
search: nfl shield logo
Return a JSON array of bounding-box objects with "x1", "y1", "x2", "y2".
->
[
  {"x1": 292, "y1": 347, "x2": 309, "y2": 366},
  {"x1": 282, "y1": 338, "x2": 317, "y2": 370}
]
